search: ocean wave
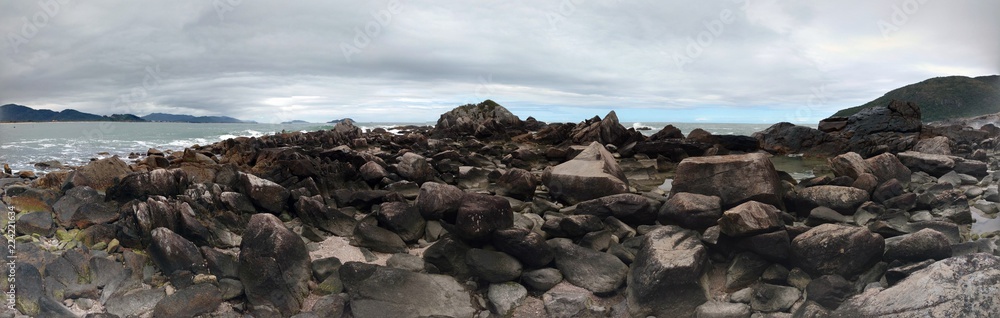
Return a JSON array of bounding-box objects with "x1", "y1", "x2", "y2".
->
[{"x1": 631, "y1": 122, "x2": 655, "y2": 130}]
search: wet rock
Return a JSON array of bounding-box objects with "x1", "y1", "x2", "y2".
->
[
  {"x1": 794, "y1": 185, "x2": 870, "y2": 215},
  {"x1": 718, "y1": 201, "x2": 784, "y2": 238},
  {"x1": 63, "y1": 157, "x2": 132, "y2": 191},
  {"x1": 238, "y1": 172, "x2": 290, "y2": 214},
  {"x1": 659, "y1": 192, "x2": 722, "y2": 230},
  {"x1": 454, "y1": 193, "x2": 513, "y2": 242},
  {"x1": 492, "y1": 228, "x2": 554, "y2": 268},
  {"x1": 883, "y1": 228, "x2": 952, "y2": 262},
  {"x1": 834, "y1": 254, "x2": 1000, "y2": 317},
  {"x1": 627, "y1": 226, "x2": 708, "y2": 317},
  {"x1": 522, "y1": 268, "x2": 563, "y2": 292},
  {"x1": 151, "y1": 284, "x2": 222, "y2": 318},
  {"x1": 495, "y1": 168, "x2": 537, "y2": 201},
  {"x1": 543, "y1": 142, "x2": 629, "y2": 205},
  {"x1": 416, "y1": 182, "x2": 464, "y2": 221},
  {"x1": 376, "y1": 201, "x2": 426, "y2": 242},
  {"x1": 670, "y1": 153, "x2": 784, "y2": 209},
  {"x1": 791, "y1": 224, "x2": 884, "y2": 278},
  {"x1": 107, "y1": 169, "x2": 190, "y2": 202},
  {"x1": 239, "y1": 213, "x2": 311, "y2": 317},
  {"x1": 549, "y1": 238, "x2": 628, "y2": 294},
  {"x1": 466, "y1": 248, "x2": 523, "y2": 283},
  {"x1": 395, "y1": 152, "x2": 436, "y2": 184},
  {"x1": 340, "y1": 262, "x2": 476, "y2": 318}
]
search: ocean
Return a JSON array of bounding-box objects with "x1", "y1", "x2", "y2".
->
[{"x1": 0, "y1": 121, "x2": 797, "y2": 174}]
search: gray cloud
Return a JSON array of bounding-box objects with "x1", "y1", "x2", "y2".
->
[{"x1": 1, "y1": 0, "x2": 996, "y2": 123}]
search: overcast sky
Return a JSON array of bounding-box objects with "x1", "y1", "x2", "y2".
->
[{"x1": 1, "y1": 1, "x2": 997, "y2": 124}]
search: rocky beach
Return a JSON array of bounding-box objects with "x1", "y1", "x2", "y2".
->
[{"x1": 2, "y1": 99, "x2": 1000, "y2": 318}]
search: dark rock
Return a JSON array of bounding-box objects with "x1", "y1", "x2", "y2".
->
[
  {"x1": 549, "y1": 238, "x2": 628, "y2": 294},
  {"x1": 736, "y1": 230, "x2": 791, "y2": 262},
  {"x1": 495, "y1": 168, "x2": 537, "y2": 201},
  {"x1": 575, "y1": 193, "x2": 659, "y2": 225},
  {"x1": 68, "y1": 199, "x2": 119, "y2": 229},
  {"x1": 791, "y1": 224, "x2": 884, "y2": 278},
  {"x1": 239, "y1": 213, "x2": 311, "y2": 317},
  {"x1": 884, "y1": 259, "x2": 935, "y2": 285},
  {"x1": 200, "y1": 247, "x2": 239, "y2": 279},
  {"x1": 794, "y1": 185, "x2": 870, "y2": 215},
  {"x1": 806, "y1": 275, "x2": 853, "y2": 309},
  {"x1": 750, "y1": 283, "x2": 801, "y2": 313},
  {"x1": 488, "y1": 282, "x2": 528, "y2": 317},
  {"x1": 53, "y1": 186, "x2": 103, "y2": 228},
  {"x1": 238, "y1": 172, "x2": 290, "y2": 214},
  {"x1": 453, "y1": 193, "x2": 513, "y2": 242},
  {"x1": 151, "y1": 284, "x2": 222, "y2": 318},
  {"x1": 63, "y1": 157, "x2": 132, "y2": 191},
  {"x1": 725, "y1": 252, "x2": 769, "y2": 291},
  {"x1": 897, "y1": 151, "x2": 955, "y2": 177},
  {"x1": 492, "y1": 228, "x2": 554, "y2": 268},
  {"x1": 219, "y1": 191, "x2": 255, "y2": 214},
  {"x1": 852, "y1": 173, "x2": 879, "y2": 194},
  {"x1": 718, "y1": 201, "x2": 784, "y2": 238},
  {"x1": 670, "y1": 153, "x2": 784, "y2": 209},
  {"x1": 559, "y1": 215, "x2": 605, "y2": 237},
  {"x1": 753, "y1": 122, "x2": 827, "y2": 155},
  {"x1": 310, "y1": 294, "x2": 347, "y2": 318},
  {"x1": 16, "y1": 211, "x2": 54, "y2": 236},
  {"x1": 148, "y1": 227, "x2": 207, "y2": 280},
  {"x1": 340, "y1": 262, "x2": 476, "y2": 318},
  {"x1": 351, "y1": 221, "x2": 407, "y2": 253},
  {"x1": 416, "y1": 182, "x2": 464, "y2": 221},
  {"x1": 632, "y1": 139, "x2": 712, "y2": 161},
  {"x1": 883, "y1": 228, "x2": 952, "y2": 262},
  {"x1": 432, "y1": 100, "x2": 524, "y2": 140},
  {"x1": 658, "y1": 192, "x2": 722, "y2": 230},
  {"x1": 376, "y1": 201, "x2": 426, "y2": 242},
  {"x1": 627, "y1": 226, "x2": 708, "y2": 317},
  {"x1": 385, "y1": 253, "x2": 427, "y2": 272},
  {"x1": 650, "y1": 124, "x2": 684, "y2": 140},
  {"x1": 865, "y1": 153, "x2": 912, "y2": 185},
  {"x1": 569, "y1": 110, "x2": 643, "y2": 147},
  {"x1": 954, "y1": 159, "x2": 989, "y2": 179},
  {"x1": 522, "y1": 268, "x2": 563, "y2": 291},
  {"x1": 830, "y1": 152, "x2": 871, "y2": 180},
  {"x1": 107, "y1": 169, "x2": 190, "y2": 202},
  {"x1": 818, "y1": 117, "x2": 848, "y2": 132},
  {"x1": 466, "y1": 248, "x2": 523, "y2": 283},
  {"x1": 806, "y1": 206, "x2": 850, "y2": 226},
  {"x1": 913, "y1": 136, "x2": 952, "y2": 155},
  {"x1": 873, "y1": 179, "x2": 905, "y2": 203},
  {"x1": 423, "y1": 236, "x2": 472, "y2": 278},
  {"x1": 105, "y1": 288, "x2": 166, "y2": 318},
  {"x1": 359, "y1": 161, "x2": 388, "y2": 185},
  {"x1": 293, "y1": 195, "x2": 356, "y2": 237},
  {"x1": 834, "y1": 254, "x2": 1000, "y2": 317},
  {"x1": 542, "y1": 142, "x2": 629, "y2": 205}
]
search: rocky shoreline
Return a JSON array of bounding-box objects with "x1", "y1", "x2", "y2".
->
[{"x1": 2, "y1": 99, "x2": 999, "y2": 318}]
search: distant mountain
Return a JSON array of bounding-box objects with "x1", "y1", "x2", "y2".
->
[
  {"x1": 328, "y1": 118, "x2": 355, "y2": 124},
  {"x1": 142, "y1": 113, "x2": 246, "y2": 123},
  {"x1": 281, "y1": 120, "x2": 311, "y2": 124},
  {"x1": 832, "y1": 75, "x2": 1000, "y2": 122},
  {"x1": 0, "y1": 104, "x2": 147, "y2": 122}
]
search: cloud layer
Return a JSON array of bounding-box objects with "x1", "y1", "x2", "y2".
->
[{"x1": 2, "y1": 0, "x2": 997, "y2": 123}]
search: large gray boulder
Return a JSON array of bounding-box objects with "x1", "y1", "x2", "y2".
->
[
  {"x1": 432, "y1": 100, "x2": 524, "y2": 140},
  {"x1": 548, "y1": 238, "x2": 628, "y2": 294},
  {"x1": 718, "y1": 201, "x2": 785, "y2": 238},
  {"x1": 833, "y1": 253, "x2": 1000, "y2": 317},
  {"x1": 543, "y1": 142, "x2": 629, "y2": 205},
  {"x1": 794, "y1": 185, "x2": 871, "y2": 215},
  {"x1": 791, "y1": 224, "x2": 884, "y2": 278},
  {"x1": 238, "y1": 172, "x2": 290, "y2": 214},
  {"x1": 63, "y1": 157, "x2": 132, "y2": 192},
  {"x1": 670, "y1": 153, "x2": 784, "y2": 209},
  {"x1": 569, "y1": 110, "x2": 642, "y2": 147},
  {"x1": 107, "y1": 168, "x2": 190, "y2": 202},
  {"x1": 340, "y1": 262, "x2": 476, "y2": 318},
  {"x1": 239, "y1": 213, "x2": 311, "y2": 317},
  {"x1": 627, "y1": 226, "x2": 708, "y2": 318},
  {"x1": 897, "y1": 151, "x2": 956, "y2": 177}
]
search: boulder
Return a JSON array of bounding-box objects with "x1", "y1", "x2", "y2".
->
[
  {"x1": 340, "y1": 262, "x2": 476, "y2": 318},
  {"x1": 569, "y1": 111, "x2": 642, "y2": 147},
  {"x1": 466, "y1": 248, "x2": 523, "y2": 283},
  {"x1": 794, "y1": 185, "x2": 870, "y2": 215},
  {"x1": 818, "y1": 117, "x2": 848, "y2": 132},
  {"x1": 52, "y1": 186, "x2": 103, "y2": 228},
  {"x1": 750, "y1": 283, "x2": 801, "y2": 313},
  {"x1": 107, "y1": 169, "x2": 190, "y2": 202},
  {"x1": 453, "y1": 193, "x2": 513, "y2": 242},
  {"x1": 670, "y1": 153, "x2": 784, "y2": 209},
  {"x1": 351, "y1": 221, "x2": 407, "y2": 253},
  {"x1": 376, "y1": 201, "x2": 426, "y2": 242},
  {"x1": 649, "y1": 124, "x2": 684, "y2": 140},
  {"x1": 753, "y1": 122, "x2": 827, "y2": 155},
  {"x1": 148, "y1": 227, "x2": 207, "y2": 279},
  {"x1": 543, "y1": 142, "x2": 629, "y2": 205},
  {"x1": 432, "y1": 100, "x2": 524, "y2": 140},
  {"x1": 151, "y1": 284, "x2": 222, "y2": 318},
  {"x1": 495, "y1": 168, "x2": 537, "y2": 201},
  {"x1": 293, "y1": 195, "x2": 356, "y2": 237},
  {"x1": 833, "y1": 254, "x2": 1000, "y2": 317},
  {"x1": 239, "y1": 213, "x2": 311, "y2": 317},
  {"x1": 575, "y1": 193, "x2": 659, "y2": 225},
  {"x1": 865, "y1": 153, "x2": 912, "y2": 185},
  {"x1": 841, "y1": 100, "x2": 922, "y2": 156},
  {"x1": 63, "y1": 157, "x2": 132, "y2": 191},
  {"x1": 658, "y1": 192, "x2": 722, "y2": 230},
  {"x1": 522, "y1": 268, "x2": 563, "y2": 292},
  {"x1": 627, "y1": 226, "x2": 708, "y2": 318},
  {"x1": 883, "y1": 228, "x2": 952, "y2": 262},
  {"x1": 718, "y1": 201, "x2": 784, "y2": 238},
  {"x1": 492, "y1": 228, "x2": 555, "y2": 268},
  {"x1": 806, "y1": 275, "x2": 853, "y2": 310},
  {"x1": 913, "y1": 136, "x2": 952, "y2": 155},
  {"x1": 238, "y1": 172, "x2": 290, "y2": 214},
  {"x1": 791, "y1": 224, "x2": 884, "y2": 278},
  {"x1": 548, "y1": 238, "x2": 628, "y2": 294},
  {"x1": 416, "y1": 182, "x2": 465, "y2": 221},
  {"x1": 897, "y1": 151, "x2": 955, "y2": 177},
  {"x1": 395, "y1": 152, "x2": 435, "y2": 184},
  {"x1": 359, "y1": 161, "x2": 389, "y2": 184},
  {"x1": 488, "y1": 282, "x2": 528, "y2": 317},
  {"x1": 830, "y1": 152, "x2": 871, "y2": 180}
]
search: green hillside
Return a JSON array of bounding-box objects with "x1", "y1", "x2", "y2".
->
[{"x1": 832, "y1": 75, "x2": 1000, "y2": 122}]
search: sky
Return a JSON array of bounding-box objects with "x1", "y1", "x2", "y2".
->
[{"x1": 1, "y1": 1, "x2": 997, "y2": 124}]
